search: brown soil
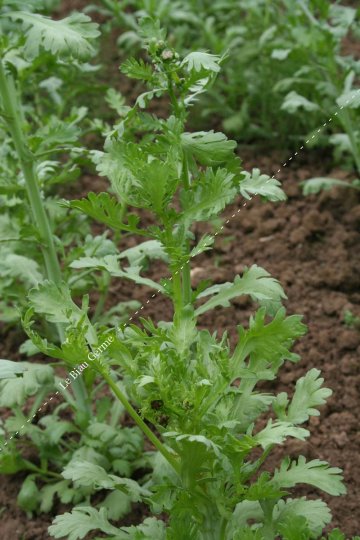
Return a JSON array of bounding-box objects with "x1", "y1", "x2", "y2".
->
[{"x1": 1, "y1": 147, "x2": 360, "y2": 538}]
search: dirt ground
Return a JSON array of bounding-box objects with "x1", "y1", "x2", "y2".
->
[{"x1": 1, "y1": 146, "x2": 359, "y2": 538}]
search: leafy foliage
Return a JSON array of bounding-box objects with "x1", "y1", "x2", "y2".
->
[
  {"x1": 6, "y1": 11, "x2": 100, "y2": 59},
  {"x1": 0, "y1": 5, "x2": 353, "y2": 539}
]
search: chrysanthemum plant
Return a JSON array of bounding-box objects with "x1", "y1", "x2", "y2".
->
[{"x1": 15, "y1": 19, "x2": 354, "y2": 540}]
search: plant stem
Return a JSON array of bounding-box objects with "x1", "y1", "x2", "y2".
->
[
  {"x1": 99, "y1": 368, "x2": 181, "y2": 474},
  {"x1": 0, "y1": 62, "x2": 62, "y2": 287},
  {"x1": 167, "y1": 74, "x2": 181, "y2": 117},
  {"x1": 92, "y1": 272, "x2": 111, "y2": 323},
  {"x1": 172, "y1": 267, "x2": 183, "y2": 316},
  {"x1": 23, "y1": 460, "x2": 62, "y2": 479},
  {"x1": 181, "y1": 153, "x2": 192, "y2": 306},
  {"x1": 0, "y1": 62, "x2": 90, "y2": 420},
  {"x1": 259, "y1": 500, "x2": 275, "y2": 540}
]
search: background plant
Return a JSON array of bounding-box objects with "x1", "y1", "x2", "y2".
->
[
  {"x1": 93, "y1": 1, "x2": 359, "y2": 162},
  {"x1": 0, "y1": 2, "x2": 151, "y2": 515}
]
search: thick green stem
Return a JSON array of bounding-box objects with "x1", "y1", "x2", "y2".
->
[
  {"x1": 172, "y1": 268, "x2": 183, "y2": 317},
  {"x1": 0, "y1": 62, "x2": 62, "y2": 286},
  {"x1": 99, "y1": 368, "x2": 181, "y2": 475},
  {"x1": 181, "y1": 153, "x2": 192, "y2": 306},
  {"x1": 0, "y1": 62, "x2": 90, "y2": 420}
]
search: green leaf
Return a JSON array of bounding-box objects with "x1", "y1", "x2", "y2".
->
[
  {"x1": 22, "y1": 309, "x2": 91, "y2": 367},
  {"x1": 48, "y1": 507, "x2": 119, "y2": 540},
  {"x1": 62, "y1": 460, "x2": 150, "y2": 501},
  {"x1": 169, "y1": 306, "x2": 197, "y2": 355},
  {"x1": 6, "y1": 11, "x2": 100, "y2": 60},
  {"x1": 94, "y1": 142, "x2": 178, "y2": 212},
  {"x1": 281, "y1": 91, "x2": 319, "y2": 113},
  {"x1": 39, "y1": 480, "x2": 70, "y2": 513},
  {"x1": 181, "y1": 130, "x2": 236, "y2": 165},
  {"x1": 98, "y1": 490, "x2": 131, "y2": 521},
  {"x1": 233, "y1": 529, "x2": 264, "y2": 540},
  {"x1": 275, "y1": 497, "x2": 332, "y2": 536},
  {"x1": 182, "y1": 168, "x2": 237, "y2": 224},
  {"x1": 0, "y1": 359, "x2": 27, "y2": 379},
  {"x1": 246, "y1": 472, "x2": 284, "y2": 501},
  {"x1": 28, "y1": 281, "x2": 84, "y2": 325},
  {"x1": 228, "y1": 500, "x2": 264, "y2": 530},
  {"x1": 0, "y1": 363, "x2": 53, "y2": 407},
  {"x1": 272, "y1": 456, "x2": 346, "y2": 496},
  {"x1": 70, "y1": 255, "x2": 164, "y2": 292},
  {"x1": 105, "y1": 89, "x2": 131, "y2": 117},
  {"x1": 254, "y1": 420, "x2": 309, "y2": 449},
  {"x1": 119, "y1": 517, "x2": 166, "y2": 539},
  {"x1": 0, "y1": 451, "x2": 28, "y2": 474},
  {"x1": 40, "y1": 419, "x2": 77, "y2": 445},
  {"x1": 233, "y1": 308, "x2": 307, "y2": 380},
  {"x1": 68, "y1": 192, "x2": 141, "y2": 233},
  {"x1": 274, "y1": 369, "x2": 332, "y2": 424},
  {"x1": 120, "y1": 240, "x2": 168, "y2": 267},
  {"x1": 62, "y1": 461, "x2": 116, "y2": 489},
  {"x1": 336, "y1": 89, "x2": 360, "y2": 109},
  {"x1": 324, "y1": 531, "x2": 345, "y2": 540},
  {"x1": 2, "y1": 254, "x2": 42, "y2": 286},
  {"x1": 121, "y1": 57, "x2": 155, "y2": 82},
  {"x1": 271, "y1": 48, "x2": 292, "y2": 60},
  {"x1": 17, "y1": 474, "x2": 40, "y2": 513},
  {"x1": 195, "y1": 265, "x2": 286, "y2": 316},
  {"x1": 276, "y1": 515, "x2": 311, "y2": 540},
  {"x1": 302, "y1": 177, "x2": 354, "y2": 195},
  {"x1": 190, "y1": 234, "x2": 214, "y2": 257},
  {"x1": 181, "y1": 51, "x2": 221, "y2": 73},
  {"x1": 240, "y1": 168, "x2": 286, "y2": 201}
]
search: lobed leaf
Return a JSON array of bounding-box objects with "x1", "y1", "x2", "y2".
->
[
  {"x1": 254, "y1": 420, "x2": 309, "y2": 449},
  {"x1": 181, "y1": 51, "x2": 221, "y2": 73},
  {"x1": 182, "y1": 168, "x2": 237, "y2": 224},
  {"x1": 232, "y1": 308, "x2": 307, "y2": 380},
  {"x1": 181, "y1": 130, "x2": 236, "y2": 165},
  {"x1": 48, "y1": 507, "x2": 119, "y2": 540},
  {"x1": 274, "y1": 497, "x2": 332, "y2": 536},
  {"x1": 0, "y1": 359, "x2": 27, "y2": 379},
  {"x1": 302, "y1": 177, "x2": 354, "y2": 195},
  {"x1": 274, "y1": 368, "x2": 332, "y2": 424},
  {"x1": 195, "y1": 265, "x2": 286, "y2": 316},
  {"x1": 272, "y1": 456, "x2": 346, "y2": 496},
  {"x1": 240, "y1": 168, "x2": 286, "y2": 201},
  {"x1": 5, "y1": 11, "x2": 100, "y2": 60}
]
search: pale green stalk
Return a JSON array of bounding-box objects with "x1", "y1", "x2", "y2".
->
[
  {"x1": 99, "y1": 367, "x2": 181, "y2": 474},
  {"x1": 0, "y1": 61, "x2": 90, "y2": 419}
]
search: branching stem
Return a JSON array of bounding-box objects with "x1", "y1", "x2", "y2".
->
[
  {"x1": 0, "y1": 61, "x2": 91, "y2": 420},
  {"x1": 99, "y1": 367, "x2": 181, "y2": 475}
]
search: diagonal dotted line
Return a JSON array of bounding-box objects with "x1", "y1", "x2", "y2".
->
[
  {"x1": 0, "y1": 393, "x2": 60, "y2": 449},
  {"x1": 0, "y1": 92, "x2": 359, "y2": 452}
]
